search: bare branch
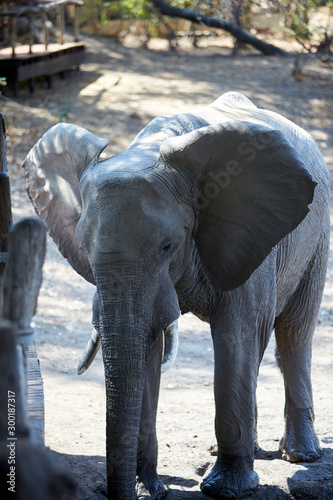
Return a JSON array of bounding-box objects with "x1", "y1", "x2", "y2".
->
[{"x1": 149, "y1": 0, "x2": 287, "y2": 55}]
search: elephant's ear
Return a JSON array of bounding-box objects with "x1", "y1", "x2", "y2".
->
[
  {"x1": 22, "y1": 123, "x2": 109, "y2": 284},
  {"x1": 160, "y1": 121, "x2": 316, "y2": 291}
]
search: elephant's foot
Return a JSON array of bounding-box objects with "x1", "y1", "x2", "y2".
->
[
  {"x1": 280, "y1": 406, "x2": 322, "y2": 463},
  {"x1": 200, "y1": 455, "x2": 259, "y2": 499},
  {"x1": 136, "y1": 467, "x2": 168, "y2": 499}
]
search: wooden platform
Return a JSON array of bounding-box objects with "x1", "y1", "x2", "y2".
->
[{"x1": 0, "y1": 41, "x2": 85, "y2": 93}]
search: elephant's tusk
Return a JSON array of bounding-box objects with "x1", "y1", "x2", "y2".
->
[
  {"x1": 77, "y1": 328, "x2": 101, "y2": 375},
  {"x1": 161, "y1": 320, "x2": 179, "y2": 373},
  {"x1": 78, "y1": 321, "x2": 178, "y2": 375}
]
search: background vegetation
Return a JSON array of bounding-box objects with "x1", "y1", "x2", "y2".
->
[{"x1": 80, "y1": 0, "x2": 333, "y2": 53}]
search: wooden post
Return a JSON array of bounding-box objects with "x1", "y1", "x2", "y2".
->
[
  {"x1": 2, "y1": 218, "x2": 46, "y2": 342},
  {"x1": 2, "y1": 218, "x2": 46, "y2": 445},
  {"x1": 57, "y1": 5, "x2": 64, "y2": 45},
  {"x1": 0, "y1": 173, "x2": 12, "y2": 284},
  {"x1": 9, "y1": 14, "x2": 16, "y2": 58},
  {"x1": 73, "y1": 5, "x2": 79, "y2": 42},
  {"x1": 3, "y1": 3, "x2": 9, "y2": 43},
  {"x1": 29, "y1": 12, "x2": 34, "y2": 54},
  {"x1": 41, "y1": 10, "x2": 48, "y2": 51},
  {"x1": 0, "y1": 114, "x2": 12, "y2": 302},
  {"x1": 0, "y1": 320, "x2": 30, "y2": 438},
  {"x1": 0, "y1": 112, "x2": 7, "y2": 174}
]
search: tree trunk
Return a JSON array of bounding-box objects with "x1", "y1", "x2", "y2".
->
[{"x1": 150, "y1": 0, "x2": 287, "y2": 56}]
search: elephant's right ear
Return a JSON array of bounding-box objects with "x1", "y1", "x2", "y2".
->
[
  {"x1": 22, "y1": 123, "x2": 109, "y2": 284},
  {"x1": 160, "y1": 121, "x2": 316, "y2": 292}
]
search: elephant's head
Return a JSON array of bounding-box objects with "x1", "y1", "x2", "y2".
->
[{"x1": 22, "y1": 118, "x2": 315, "y2": 499}]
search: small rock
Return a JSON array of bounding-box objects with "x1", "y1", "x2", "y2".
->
[
  {"x1": 129, "y1": 112, "x2": 142, "y2": 121},
  {"x1": 208, "y1": 443, "x2": 218, "y2": 456},
  {"x1": 196, "y1": 462, "x2": 210, "y2": 477}
]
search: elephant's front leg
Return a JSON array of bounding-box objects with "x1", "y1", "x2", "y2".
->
[
  {"x1": 136, "y1": 333, "x2": 167, "y2": 499},
  {"x1": 201, "y1": 314, "x2": 266, "y2": 498}
]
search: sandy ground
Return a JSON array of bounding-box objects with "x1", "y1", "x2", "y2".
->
[{"x1": 2, "y1": 33, "x2": 333, "y2": 499}]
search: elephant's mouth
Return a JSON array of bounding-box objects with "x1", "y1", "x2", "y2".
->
[{"x1": 77, "y1": 320, "x2": 179, "y2": 375}]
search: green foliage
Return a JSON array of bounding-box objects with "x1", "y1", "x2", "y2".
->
[
  {"x1": 105, "y1": 0, "x2": 150, "y2": 20},
  {"x1": 57, "y1": 104, "x2": 72, "y2": 123},
  {"x1": 96, "y1": 0, "x2": 197, "y2": 22},
  {"x1": 280, "y1": 1, "x2": 316, "y2": 37},
  {"x1": 81, "y1": 0, "x2": 200, "y2": 40},
  {"x1": 204, "y1": 0, "x2": 252, "y2": 27},
  {"x1": 81, "y1": 0, "x2": 332, "y2": 51},
  {"x1": 0, "y1": 77, "x2": 7, "y2": 87},
  {"x1": 278, "y1": 0, "x2": 332, "y2": 49}
]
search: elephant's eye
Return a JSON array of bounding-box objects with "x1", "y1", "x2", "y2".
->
[{"x1": 160, "y1": 242, "x2": 172, "y2": 256}]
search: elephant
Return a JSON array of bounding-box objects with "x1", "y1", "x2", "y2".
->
[{"x1": 22, "y1": 91, "x2": 330, "y2": 500}]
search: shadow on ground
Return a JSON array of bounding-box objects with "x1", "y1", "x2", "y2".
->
[{"x1": 51, "y1": 447, "x2": 333, "y2": 499}]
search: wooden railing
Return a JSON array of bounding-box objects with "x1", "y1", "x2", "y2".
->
[
  {"x1": 0, "y1": 0, "x2": 83, "y2": 57},
  {"x1": 1, "y1": 218, "x2": 46, "y2": 444},
  {"x1": 0, "y1": 112, "x2": 75, "y2": 497},
  {"x1": 0, "y1": 111, "x2": 46, "y2": 449}
]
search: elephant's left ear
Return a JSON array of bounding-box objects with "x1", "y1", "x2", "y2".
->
[
  {"x1": 22, "y1": 123, "x2": 109, "y2": 284},
  {"x1": 160, "y1": 121, "x2": 316, "y2": 291}
]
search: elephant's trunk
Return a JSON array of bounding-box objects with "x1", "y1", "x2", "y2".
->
[
  {"x1": 101, "y1": 318, "x2": 147, "y2": 499},
  {"x1": 92, "y1": 258, "x2": 180, "y2": 498},
  {"x1": 104, "y1": 355, "x2": 145, "y2": 499},
  {"x1": 94, "y1": 267, "x2": 151, "y2": 500}
]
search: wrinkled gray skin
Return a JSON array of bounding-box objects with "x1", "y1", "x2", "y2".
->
[{"x1": 22, "y1": 92, "x2": 330, "y2": 500}]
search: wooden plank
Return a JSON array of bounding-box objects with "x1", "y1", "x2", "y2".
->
[
  {"x1": 25, "y1": 343, "x2": 45, "y2": 446},
  {"x1": 0, "y1": 43, "x2": 85, "y2": 92},
  {"x1": 0, "y1": 41, "x2": 86, "y2": 59},
  {"x1": 17, "y1": 48, "x2": 85, "y2": 81}
]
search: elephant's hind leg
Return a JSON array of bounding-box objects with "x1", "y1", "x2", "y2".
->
[
  {"x1": 136, "y1": 333, "x2": 167, "y2": 499},
  {"x1": 275, "y1": 231, "x2": 329, "y2": 463}
]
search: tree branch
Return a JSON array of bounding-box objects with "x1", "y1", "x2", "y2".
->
[{"x1": 150, "y1": 0, "x2": 287, "y2": 56}]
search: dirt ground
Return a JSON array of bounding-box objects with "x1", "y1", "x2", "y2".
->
[{"x1": 2, "y1": 33, "x2": 333, "y2": 499}]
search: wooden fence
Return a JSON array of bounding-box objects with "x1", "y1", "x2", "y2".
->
[{"x1": 0, "y1": 112, "x2": 75, "y2": 498}]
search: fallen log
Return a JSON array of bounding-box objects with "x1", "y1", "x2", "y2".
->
[{"x1": 150, "y1": 0, "x2": 287, "y2": 56}]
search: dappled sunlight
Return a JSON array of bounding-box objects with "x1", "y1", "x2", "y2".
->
[
  {"x1": 3, "y1": 35, "x2": 332, "y2": 167},
  {"x1": 78, "y1": 72, "x2": 122, "y2": 106},
  {"x1": 78, "y1": 68, "x2": 211, "y2": 117},
  {"x1": 1, "y1": 32, "x2": 332, "y2": 499}
]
